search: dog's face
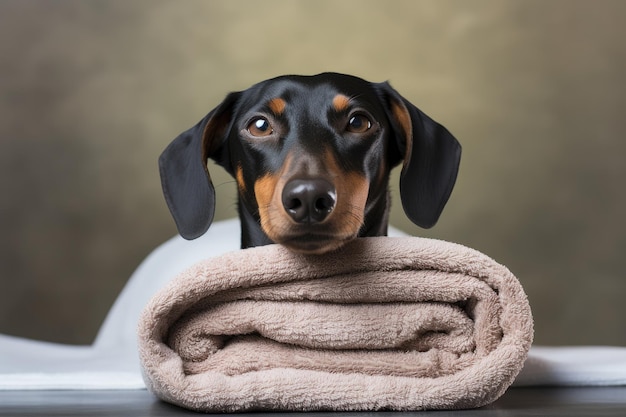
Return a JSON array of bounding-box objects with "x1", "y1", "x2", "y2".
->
[
  {"x1": 160, "y1": 73, "x2": 461, "y2": 255},
  {"x1": 225, "y1": 74, "x2": 398, "y2": 254}
]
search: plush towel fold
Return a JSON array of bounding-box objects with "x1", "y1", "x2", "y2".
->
[{"x1": 137, "y1": 236, "x2": 533, "y2": 412}]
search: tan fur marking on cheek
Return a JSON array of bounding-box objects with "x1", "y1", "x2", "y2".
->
[
  {"x1": 254, "y1": 174, "x2": 278, "y2": 215},
  {"x1": 254, "y1": 174, "x2": 278, "y2": 237},
  {"x1": 268, "y1": 98, "x2": 286, "y2": 115},
  {"x1": 332, "y1": 94, "x2": 350, "y2": 112},
  {"x1": 235, "y1": 165, "x2": 246, "y2": 193},
  {"x1": 391, "y1": 100, "x2": 413, "y2": 166},
  {"x1": 337, "y1": 172, "x2": 369, "y2": 234},
  {"x1": 253, "y1": 168, "x2": 292, "y2": 240},
  {"x1": 253, "y1": 154, "x2": 295, "y2": 240},
  {"x1": 323, "y1": 150, "x2": 369, "y2": 237}
]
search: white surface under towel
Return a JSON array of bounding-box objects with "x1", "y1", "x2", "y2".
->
[{"x1": 1, "y1": 218, "x2": 625, "y2": 390}]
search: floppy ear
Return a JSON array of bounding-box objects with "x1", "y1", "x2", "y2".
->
[
  {"x1": 377, "y1": 82, "x2": 461, "y2": 229},
  {"x1": 158, "y1": 92, "x2": 239, "y2": 239}
]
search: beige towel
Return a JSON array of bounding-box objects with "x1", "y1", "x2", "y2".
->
[{"x1": 137, "y1": 237, "x2": 533, "y2": 412}]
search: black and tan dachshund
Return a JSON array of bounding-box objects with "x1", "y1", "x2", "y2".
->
[{"x1": 159, "y1": 73, "x2": 461, "y2": 255}]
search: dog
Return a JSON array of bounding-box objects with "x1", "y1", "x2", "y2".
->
[{"x1": 159, "y1": 73, "x2": 461, "y2": 255}]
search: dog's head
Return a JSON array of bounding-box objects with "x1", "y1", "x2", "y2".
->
[{"x1": 159, "y1": 73, "x2": 461, "y2": 254}]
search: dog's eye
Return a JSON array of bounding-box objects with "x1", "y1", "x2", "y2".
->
[
  {"x1": 247, "y1": 117, "x2": 273, "y2": 137},
  {"x1": 346, "y1": 114, "x2": 372, "y2": 134}
]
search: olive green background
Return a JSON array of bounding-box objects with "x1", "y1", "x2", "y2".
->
[{"x1": 1, "y1": 0, "x2": 625, "y2": 345}]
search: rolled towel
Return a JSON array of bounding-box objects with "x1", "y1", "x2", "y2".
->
[{"x1": 137, "y1": 237, "x2": 533, "y2": 412}]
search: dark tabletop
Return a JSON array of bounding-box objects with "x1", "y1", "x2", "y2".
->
[{"x1": 1, "y1": 387, "x2": 625, "y2": 416}]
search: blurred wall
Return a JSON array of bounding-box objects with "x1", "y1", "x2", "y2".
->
[{"x1": 1, "y1": 0, "x2": 624, "y2": 345}]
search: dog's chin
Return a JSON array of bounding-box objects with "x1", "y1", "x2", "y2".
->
[{"x1": 275, "y1": 233, "x2": 355, "y2": 255}]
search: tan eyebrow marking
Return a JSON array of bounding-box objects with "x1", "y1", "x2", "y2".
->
[
  {"x1": 267, "y1": 97, "x2": 286, "y2": 115},
  {"x1": 332, "y1": 94, "x2": 351, "y2": 112}
]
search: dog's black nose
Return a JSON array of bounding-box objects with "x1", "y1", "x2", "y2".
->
[{"x1": 282, "y1": 179, "x2": 336, "y2": 224}]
